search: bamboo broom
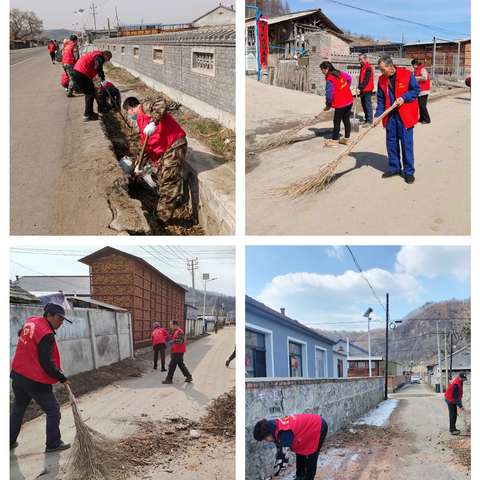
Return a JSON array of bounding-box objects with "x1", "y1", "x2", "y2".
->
[{"x1": 274, "y1": 103, "x2": 399, "y2": 198}]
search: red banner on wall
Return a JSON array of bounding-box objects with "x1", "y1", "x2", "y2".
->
[{"x1": 257, "y1": 16, "x2": 269, "y2": 70}]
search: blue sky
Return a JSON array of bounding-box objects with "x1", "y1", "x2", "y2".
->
[
  {"x1": 10, "y1": 245, "x2": 236, "y2": 296},
  {"x1": 246, "y1": 246, "x2": 470, "y2": 331},
  {"x1": 289, "y1": 0, "x2": 470, "y2": 42}
]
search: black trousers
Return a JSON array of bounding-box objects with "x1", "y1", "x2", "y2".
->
[
  {"x1": 296, "y1": 419, "x2": 329, "y2": 480},
  {"x1": 447, "y1": 401, "x2": 458, "y2": 432},
  {"x1": 153, "y1": 343, "x2": 166, "y2": 370},
  {"x1": 49, "y1": 51, "x2": 56, "y2": 62},
  {"x1": 166, "y1": 352, "x2": 191, "y2": 380},
  {"x1": 70, "y1": 70, "x2": 96, "y2": 116},
  {"x1": 418, "y1": 95, "x2": 431, "y2": 123},
  {"x1": 332, "y1": 104, "x2": 352, "y2": 140},
  {"x1": 10, "y1": 378, "x2": 62, "y2": 449}
]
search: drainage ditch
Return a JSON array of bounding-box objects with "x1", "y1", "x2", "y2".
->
[{"x1": 101, "y1": 109, "x2": 204, "y2": 235}]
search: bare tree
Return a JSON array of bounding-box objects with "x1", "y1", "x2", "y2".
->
[{"x1": 10, "y1": 8, "x2": 43, "y2": 41}]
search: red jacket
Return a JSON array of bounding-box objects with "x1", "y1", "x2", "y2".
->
[
  {"x1": 414, "y1": 64, "x2": 431, "y2": 92},
  {"x1": 152, "y1": 327, "x2": 169, "y2": 346},
  {"x1": 445, "y1": 377, "x2": 463, "y2": 404},
  {"x1": 275, "y1": 414, "x2": 323, "y2": 456},
  {"x1": 74, "y1": 50, "x2": 103, "y2": 79},
  {"x1": 359, "y1": 63, "x2": 374, "y2": 92},
  {"x1": 326, "y1": 72, "x2": 353, "y2": 109},
  {"x1": 136, "y1": 107, "x2": 186, "y2": 163},
  {"x1": 11, "y1": 316, "x2": 61, "y2": 385},
  {"x1": 171, "y1": 327, "x2": 186, "y2": 353},
  {"x1": 62, "y1": 40, "x2": 77, "y2": 65},
  {"x1": 378, "y1": 67, "x2": 419, "y2": 129},
  {"x1": 61, "y1": 71, "x2": 69, "y2": 88},
  {"x1": 48, "y1": 42, "x2": 57, "y2": 53}
]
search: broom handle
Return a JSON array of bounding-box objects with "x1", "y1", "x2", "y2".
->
[
  {"x1": 133, "y1": 137, "x2": 149, "y2": 171},
  {"x1": 101, "y1": 82, "x2": 132, "y2": 130},
  {"x1": 64, "y1": 382, "x2": 77, "y2": 404}
]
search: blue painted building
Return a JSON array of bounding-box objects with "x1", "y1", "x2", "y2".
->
[{"x1": 246, "y1": 296, "x2": 337, "y2": 378}]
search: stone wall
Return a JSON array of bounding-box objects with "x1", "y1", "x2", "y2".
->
[
  {"x1": 245, "y1": 377, "x2": 384, "y2": 479},
  {"x1": 10, "y1": 305, "x2": 134, "y2": 376},
  {"x1": 94, "y1": 26, "x2": 235, "y2": 128}
]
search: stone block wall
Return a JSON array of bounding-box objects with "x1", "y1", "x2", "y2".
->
[{"x1": 245, "y1": 377, "x2": 384, "y2": 479}]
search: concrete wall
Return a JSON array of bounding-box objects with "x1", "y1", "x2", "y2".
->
[
  {"x1": 245, "y1": 377, "x2": 384, "y2": 479},
  {"x1": 10, "y1": 305, "x2": 133, "y2": 377},
  {"x1": 94, "y1": 28, "x2": 235, "y2": 128}
]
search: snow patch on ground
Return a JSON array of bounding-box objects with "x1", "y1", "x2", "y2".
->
[{"x1": 354, "y1": 399, "x2": 399, "y2": 427}]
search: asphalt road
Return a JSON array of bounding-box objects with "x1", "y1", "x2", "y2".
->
[{"x1": 10, "y1": 47, "x2": 78, "y2": 234}]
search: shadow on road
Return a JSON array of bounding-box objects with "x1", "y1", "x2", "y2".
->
[{"x1": 329, "y1": 151, "x2": 388, "y2": 183}]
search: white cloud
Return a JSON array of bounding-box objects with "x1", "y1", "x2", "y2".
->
[
  {"x1": 395, "y1": 246, "x2": 470, "y2": 280},
  {"x1": 326, "y1": 246, "x2": 345, "y2": 260}
]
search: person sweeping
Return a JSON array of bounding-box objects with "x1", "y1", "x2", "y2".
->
[
  {"x1": 445, "y1": 372, "x2": 467, "y2": 435},
  {"x1": 162, "y1": 320, "x2": 192, "y2": 384},
  {"x1": 375, "y1": 55, "x2": 420, "y2": 184},
  {"x1": 151, "y1": 321, "x2": 169, "y2": 371},
  {"x1": 320, "y1": 61, "x2": 353, "y2": 148},
  {"x1": 10, "y1": 303, "x2": 72, "y2": 452},
  {"x1": 254, "y1": 413, "x2": 328, "y2": 480}
]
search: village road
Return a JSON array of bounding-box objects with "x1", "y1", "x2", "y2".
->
[
  {"x1": 10, "y1": 326, "x2": 235, "y2": 480},
  {"x1": 246, "y1": 93, "x2": 470, "y2": 235}
]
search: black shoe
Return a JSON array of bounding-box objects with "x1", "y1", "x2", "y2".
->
[
  {"x1": 153, "y1": 366, "x2": 158, "y2": 370},
  {"x1": 83, "y1": 113, "x2": 99, "y2": 122},
  {"x1": 10, "y1": 441, "x2": 18, "y2": 450},
  {"x1": 404, "y1": 174, "x2": 415, "y2": 184},
  {"x1": 450, "y1": 430, "x2": 461, "y2": 436},
  {"x1": 382, "y1": 171, "x2": 401, "y2": 179},
  {"x1": 45, "y1": 441, "x2": 71, "y2": 453},
  {"x1": 161, "y1": 368, "x2": 167, "y2": 372},
  {"x1": 162, "y1": 379, "x2": 173, "y2": 384},
  {"x1": 185, "y1": 377, "x2": 193, "y2": 383},
  {"x1": 67, "y1": 92, "x2": 74, "y2": 98},
  {"x1": 225, "y1": 361, "x2": 230, "y2": 368}
]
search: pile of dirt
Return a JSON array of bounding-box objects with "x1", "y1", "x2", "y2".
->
[
  {"x1": 450, "y1": 436, "x2": 471, "y2": 467},
  {"x1": 198, "y1": 388, "x2": 235, "y2": 439},
  {"x1": 328, "y1": 424, "x2": 400, "y2": 450}
]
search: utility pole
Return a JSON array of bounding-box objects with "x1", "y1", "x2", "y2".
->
[
  {"x1": 432, "y1": 36, "x2": 437, "y2": 80},
  {"x1": 107, "y1": 17, "x2": 111, "y2": 37},
  {"x1": 436, "y1": 319, "x2": 442, "y2": 391},
  {"x1": 115, "y1": 6, "x2": 120, "y2": 28},
  {"x1": 90, "y1": 2, "x2": 98, "y2": 31},
  {"x1": 384, "y1": 293, "x2": 389, "y2": 400},
  {"x1": 186, "y1": 258, "x2": 199, "y2": 306},
  {"x1": 449, "y1": 331, "x2": 454, "y2": 381},
  {"x1": 444, "y1": 327, "x2": 448, "y2": 392}
]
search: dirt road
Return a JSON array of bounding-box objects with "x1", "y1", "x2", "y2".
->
[
  {"x1": 10, "y1": 327, "x2": 236, "y2": 480},
  {"x1": 246, "y1": 94, "x2": 470, "y2": 235},
  {"x1": 281, "y1": 383, "x2": 470, "y2": 480},
  {"x1": 10, "y1": 47, "x2": 118, "y2": 235}
]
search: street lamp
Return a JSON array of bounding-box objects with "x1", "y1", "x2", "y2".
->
[
  {"x1": 363, "y1": 307, "x2": 373, "y2": 377},
  {"x1": 202, "y1": 273, "x2": 217, "y2": 333}
]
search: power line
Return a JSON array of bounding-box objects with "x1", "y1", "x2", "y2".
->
[{"x1": 323, "y1": 0, "x2": 469, "y2": 37}]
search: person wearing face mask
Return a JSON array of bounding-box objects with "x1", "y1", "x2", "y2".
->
[
  {"x1": 10, "y1": 303, "x2": 73, "y2": 453},
  {"x1": 122, "y1": 96, "x2": 190, "y2": 225}
]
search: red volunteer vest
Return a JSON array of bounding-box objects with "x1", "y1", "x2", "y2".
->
[
  {"x1": 275, "y1": 414, "x2": 323, "y2": 456},
  {"x1": 62, "y1": 40, "x2": 76, "y2": 65},
  {"x1": 61, "y1": 71, "x2": 69, "y2": 88},
  {"x1": 136, "y1": 108, "x2": 186, "y2": 163},
  {"x1": 48, "y1": 42, "x2": 56, "y2": 53},
  {"x1": 74, "y1": 50, "x2": 102, "y2": 79},
  {"x1": 171, "y1": 327, "x2": 186, "y2": 353},
  {"x1": 414, "y1": 64, "x2": 430, "y2": 92},
  {"x1": 445, "y1": 377, "x2": 463, "y2": 404},
  {"x1": 378, "y1": 67, "x2": 419, "y2": 129},
  {"x1": 152, "y1": 327, "x2": 169, "y2": 346},
  {"x1": 11, "y1": 316, "x2": 61, "y2": 385},
  {"x1": 326, "y1": 72, "x2": 353, "y2": 109},
  {"x1": 359, "y1": 63, "x2": 374, "y2": 92}
]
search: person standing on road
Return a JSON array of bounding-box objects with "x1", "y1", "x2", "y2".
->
[
  {"x1": 151, "y1": 322, "x2": 169, "y2": 371},
  {"x1": 162, "y1": 320, "x2": 192, "y2": 384},
  {"x1": 254, "y1": 413, "x2": 329, "y2": 480},
  {"x1": 71, "y1": 49, "x2": 112, "y2": 121},
  {"x1": 10, "y1": 303, "x2": 72, "y2": 453},
  {"x1": 122, "y1": 96, "x2": 190, "y2": 225},
  {"x1": 320, "y1": 61, "x2": 354, "y2": 147},
  {"x1": 357, "y1": 53, "x2": 374, "y2": 125},
  {"x1": 411, "y1": 59, "x2": 431, "y2": 124},
  {"x1": 375, "y1": 55, "x2": 420, "y2": 184},
  {"x1": 47, "y1": 40, "x2": 57, "y2": 64},
  {"x1": 62, "y1": 35, "x2": 79, "y2": 98},
  {"x1": 444, "y1": 372, "x2": 467, "y2": 435}
]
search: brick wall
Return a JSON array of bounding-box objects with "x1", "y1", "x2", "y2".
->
[{"x1": 245, "y1": 377, "x2": 384, "y2": 479}]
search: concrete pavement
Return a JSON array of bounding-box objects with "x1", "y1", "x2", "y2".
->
[{"x1": 10, "y1": 327, "x2": 235, "y2": 480}]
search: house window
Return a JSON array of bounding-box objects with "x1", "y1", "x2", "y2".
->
[
  {"x1": 191, "y1": 49, "x2": 215, "y2": 76},
  {"x1": 337, "y1": 359, "x2": 344, "y2": 377},
  {"x1": 289, "y1": 341, "x2": 303, "y2": 377},
  {"x1": 246, "y1": 329, "x2": 267, "y2": 378},
  {"x1": 315, "y1": 347, "x2": 326, "y2": 377},
  {"x1": 112, "y1": 45, "x2": 116, "y2": 52},
  {"x1": 133, "y1": 47, "x2": 140, "y2": 58},
  {"x1": 356, "y1": 361, "x2": 367, "y2": 369},
  {"x1": 153, "y1": 47, "x2": 164, "y2": 64},
  {"x1": 121, "y1": 46, "x2": 125, "y2": 54}
]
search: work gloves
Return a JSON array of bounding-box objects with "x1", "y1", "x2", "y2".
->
[{"x1": 143, "y1": 122, "x2": 157, "y2": 137}]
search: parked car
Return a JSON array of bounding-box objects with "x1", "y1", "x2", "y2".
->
[{"x1": 410, "y1": 374, "x2": 421, "y2": 384}]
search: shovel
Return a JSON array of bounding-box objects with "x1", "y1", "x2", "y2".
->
[{"x1": 351, "y1": 94, "x2": 360, "y2": 133}]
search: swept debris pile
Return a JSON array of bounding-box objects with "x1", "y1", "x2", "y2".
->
[
  {"x1": 198, "y1": 388, "x2": 235, "y2": 439},
  {"x1": 449, "y1": 436, "x2": 471, "y2": 467}
]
